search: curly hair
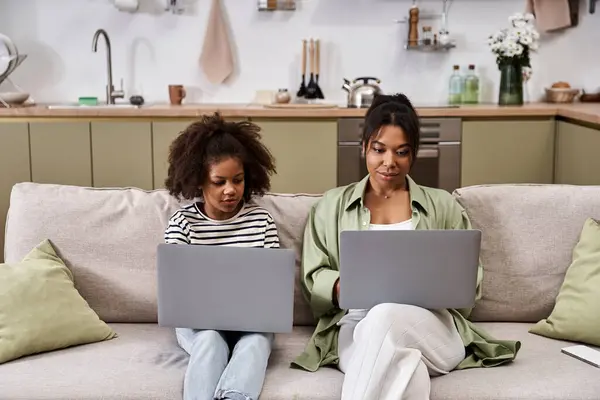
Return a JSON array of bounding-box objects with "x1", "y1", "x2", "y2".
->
[{"x1": 165, "y1": 112, "x2": 276, "y2": 202}]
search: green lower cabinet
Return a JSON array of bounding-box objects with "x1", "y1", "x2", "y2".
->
[
  {"x1": 152, "y1": 121, "x2": 194, "y2": 190},
  {"x1": 91, "y1": 122, "x2": 153, "y2": 190},
  {"x1": 30, "y1": 122, "x2": 92, "y2": 186},
  {"x1": 555, "y1": 121, "x2": 600, "y2": 185},
  {"x1": 0, "y1": 122, "x2": 30, "y2": 262},
  {"x1": 461, "y1": 119, "x2": 555, "y2": 186},
  {"x1": 252, "y1": 119, "x2": 337, "y2": 194}
]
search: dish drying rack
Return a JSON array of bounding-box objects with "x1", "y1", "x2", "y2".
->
[{"x1": 0, "y1": 54, "x2": 32, "y2": 108}]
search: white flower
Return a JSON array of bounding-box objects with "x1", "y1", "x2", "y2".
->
[
  {"x1": 509, "y1": 12, "x2": 525, "y2": 22},
  {"x1": 514, "y1": 44, "x2": 524, "y2": 55},
  {"x1": 520, "y1": 35, "x2": 532, "y2": 45},
  {"x1": 528, "y1": 27, "x2": 540, "y2": 40},
  {"x1": 489, "y1": 12, "x2": 540, "y2": 57},
  {"x1": 513, "y1": 19, "x2": 527, "y2": 28},
  {"x1": 493, "y1": 30, "x2": 506, "y2": 41}
]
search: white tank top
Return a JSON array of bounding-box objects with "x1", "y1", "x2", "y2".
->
[
  {"x1": 338, "y1": 218, "x2": 415, "y2": 327},
  {"x1": 369, "y1": 218, "x2": 414, "y2": 231}
]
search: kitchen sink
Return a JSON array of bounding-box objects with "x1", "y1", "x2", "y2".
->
[{"x1": 45, "y1": 103, "x2": 140, "y2": 109}]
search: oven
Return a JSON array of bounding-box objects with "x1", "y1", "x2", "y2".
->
[{"x1": 337, "y1": 118, "x2": 462, "y2": 193}]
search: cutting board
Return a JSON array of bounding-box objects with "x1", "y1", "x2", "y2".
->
[{"x1": 264, "y1": 103, "x2": 338, "y2": 109}]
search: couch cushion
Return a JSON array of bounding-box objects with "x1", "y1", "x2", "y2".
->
[
  {"x1": 431, "y1": 323, "x2": 600, "y2": 400},
  {"x1": 254, "y1": 193, "x2": 321, "y2": 326},
  {"x1": 4, "y1": 183, "x2": 319, "y2": 325},
  {"x1": 0, "y1": 323, "x2": 188, "y2": 400},
  {"x1": 453, "y1": 184, "x2": 600, "y2": 322},
  {"x1": 4, "y1": 183, "x2": 182, "y2": 323},
  {"x1": 529, "y1": 217, "x2": 600, "y2": 347},
  {"x1": 2, "y1": 322, "x2": 597, "y2": 400},
  {"x1": 265, "y1": 324, "x2": 600, "y2": 400},
  {"x1": 262, "y1": 326, "x2": 343, "y2": 400},
  {"x1": 0, "y1": 239, "x2": 116, "y2": 364}
]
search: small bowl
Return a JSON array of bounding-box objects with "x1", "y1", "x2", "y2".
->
[
  {"x1": 0, "y1": 91, "x2": 30, "y2": 104},
  {"x1": 545, "y1": 87, "x2": 580, "y2": 103}
]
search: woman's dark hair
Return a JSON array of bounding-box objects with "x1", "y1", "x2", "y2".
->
[
  {"x1": 165, "y1": 112, "x2": 276, "y2": 202},
  {"x1": 362, "y1": 93, "x2": 420, "y2": 164}
]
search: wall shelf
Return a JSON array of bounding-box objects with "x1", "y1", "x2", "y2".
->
[
  {"x1": 257, "y1": 0, "x2": 296, "y2": 11},
  {"x1": 405, "y1": 41, "x2": 456, "y2": 51}
]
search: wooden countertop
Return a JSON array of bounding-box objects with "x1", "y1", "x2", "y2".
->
[{"x1": 1, "y1": 102, "x2": 599, "y2": 125}]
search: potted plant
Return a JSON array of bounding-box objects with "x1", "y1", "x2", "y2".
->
[{"x1": 488, "y1": 13, "x2": 540, "y2": 105}]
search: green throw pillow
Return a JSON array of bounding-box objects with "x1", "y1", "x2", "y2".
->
[
  {"x1": 529, "y1": 218, "x2": 600, "y2": 346},
  {"x1": 0, "y1": 239, "x2": 116, "y2": 364}
]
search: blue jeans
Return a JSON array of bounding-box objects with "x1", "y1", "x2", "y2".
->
[{"x1": 176, "y1": 328, "x2": 274, "y2": 400}]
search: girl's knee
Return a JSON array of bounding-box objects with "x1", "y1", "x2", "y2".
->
[
  {"x1": 244, "y1": 332, "x2": 274, "y2": 348},
  {"x1": 191, "y1": 330, "x2": 228, "y2": 352}
]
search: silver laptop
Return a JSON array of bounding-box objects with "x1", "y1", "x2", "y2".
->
[
  {"x1": 339, "y1": 230, "x2": 481, "y2": 310},
  {"x1": 156, "y1": 243, "x2": 295, "y2": 333}
]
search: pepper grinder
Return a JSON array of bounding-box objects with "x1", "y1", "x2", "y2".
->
[{"x1": 408, "y1": 5, "x2": 420, "y2": 47}]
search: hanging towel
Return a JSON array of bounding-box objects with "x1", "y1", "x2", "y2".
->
[
  {"x1": 526, "y1": 0, "x2": 577, "y2": 32},
  {"x1": 199, "y1": 0, "x2": 234, "y2": 84}
]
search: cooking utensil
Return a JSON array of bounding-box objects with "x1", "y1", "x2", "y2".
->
[
  {"x1": 296, "y1": 39, "x2": 307, "y2": 98},
  {"x1": 315, "y1": 39, "x2": 324, "y2": 99},
  {"x1": 341, "y1": 77, "x2": 383, "y2": 108},
  {"x1": 305, "y1": 39, "x2": 318, "y2": 99}
]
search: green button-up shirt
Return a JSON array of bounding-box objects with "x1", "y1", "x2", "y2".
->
[{"x1": 291, "y1": 175, "x2": 521, "y2": 372}]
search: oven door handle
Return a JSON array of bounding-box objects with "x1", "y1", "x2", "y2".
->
[{"x1": 416, "y1": 145, "x2": 439, "y2": 159}]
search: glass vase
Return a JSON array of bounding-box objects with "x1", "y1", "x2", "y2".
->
[{"x1": 498, "y1": 64, "x2": 523, "y2": 106}]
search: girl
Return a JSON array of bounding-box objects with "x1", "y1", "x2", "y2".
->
[{"x1": 164, "y1": 112, "x2": 279, "y2": 400}]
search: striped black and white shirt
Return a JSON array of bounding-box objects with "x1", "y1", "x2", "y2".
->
[{"x1": 164, "y1": 202, "x2": 280, "y2": 248}]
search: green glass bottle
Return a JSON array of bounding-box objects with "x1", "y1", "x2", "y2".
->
[
  {"x1": 448, "y1": 65, "x2": 463, "y2": 105},
  {"x1": 463, "y1": 64, "x2": 480, "y2": 104}
]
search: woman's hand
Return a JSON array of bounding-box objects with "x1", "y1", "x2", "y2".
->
[{"x1": 333, "y1": 278, "x2": 341, "y2": 307}]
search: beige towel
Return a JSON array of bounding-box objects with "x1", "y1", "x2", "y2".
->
[
  {"x1": 526, "y1": 0, "x2": 573, "y2": 32},
  {"x1": 199, "y1": 0, "x2": 234, "y2": 84}
]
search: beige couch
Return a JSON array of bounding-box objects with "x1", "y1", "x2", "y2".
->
[{"x1": 1, "y1": 182, "x2": 600, "y2": 400}]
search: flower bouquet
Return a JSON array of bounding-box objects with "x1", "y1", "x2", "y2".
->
[{"x1": 488, "y1": 13, "x2": 540, "y2": 105}]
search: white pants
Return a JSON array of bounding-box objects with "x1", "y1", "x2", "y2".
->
[{"x1": 338, "y1": 304, "x2": 465, "y2": 400}]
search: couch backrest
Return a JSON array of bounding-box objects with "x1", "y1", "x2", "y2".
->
[
  {"x1": 4, "y1": 183, "x2": 319, "y2": 325},
  {"x1": 10, "y1": 181, "x2": 600, "y2": 326},
  {"x1": 454, "y1": 183, "x2": 600, "y2": 322}
]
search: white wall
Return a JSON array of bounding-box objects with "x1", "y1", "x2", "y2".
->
[{"x1": 1, "y1": 0, "x2": 598, "y2": 105}]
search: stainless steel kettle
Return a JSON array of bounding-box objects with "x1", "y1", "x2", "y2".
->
[{"x1": 342, "y1": 77, "x2": 383, "y2": 108}]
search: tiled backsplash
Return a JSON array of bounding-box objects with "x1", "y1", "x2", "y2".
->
[{"x1": 1, "y1": 0, "x2": 598, "y2": 105}]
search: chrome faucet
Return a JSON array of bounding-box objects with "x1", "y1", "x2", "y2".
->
[{"x1": 92, "y1": 29, "x2": 124, "y2": 104}]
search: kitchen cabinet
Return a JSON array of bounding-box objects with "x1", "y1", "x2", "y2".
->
[
  {"x1": 30, "y1": 122, "x2": 92, "y2": 186},
  {"x1": 461, "y1": 119, "x2": 555, "y2": 186},
  {"x1": 252, "y1": 119, "x2": 337, "y2": 194},
  {"x1": 555, "y1": 121, "x2": 600, "y2": 185},
  {"x1": 152, "y1": 121, "x2": 194, "y2": 189},
  {"x1": 91, "y1": 122, "x2": 153, "y2": 190},
  {"x1": 0, "y1": 122, "x2": 30, "y2": 262}
]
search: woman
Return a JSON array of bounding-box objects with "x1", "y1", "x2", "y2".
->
[
  {"x1": 164, "y1": 113, "x2": 279, "y2": 400},
  {"x1": 292, "y1": 94, "x2": 520, "y2": 399}
]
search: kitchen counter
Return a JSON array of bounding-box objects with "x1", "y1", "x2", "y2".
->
[{"x1": 0, "y1": 102, "x2": 599, "y2": 125}]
